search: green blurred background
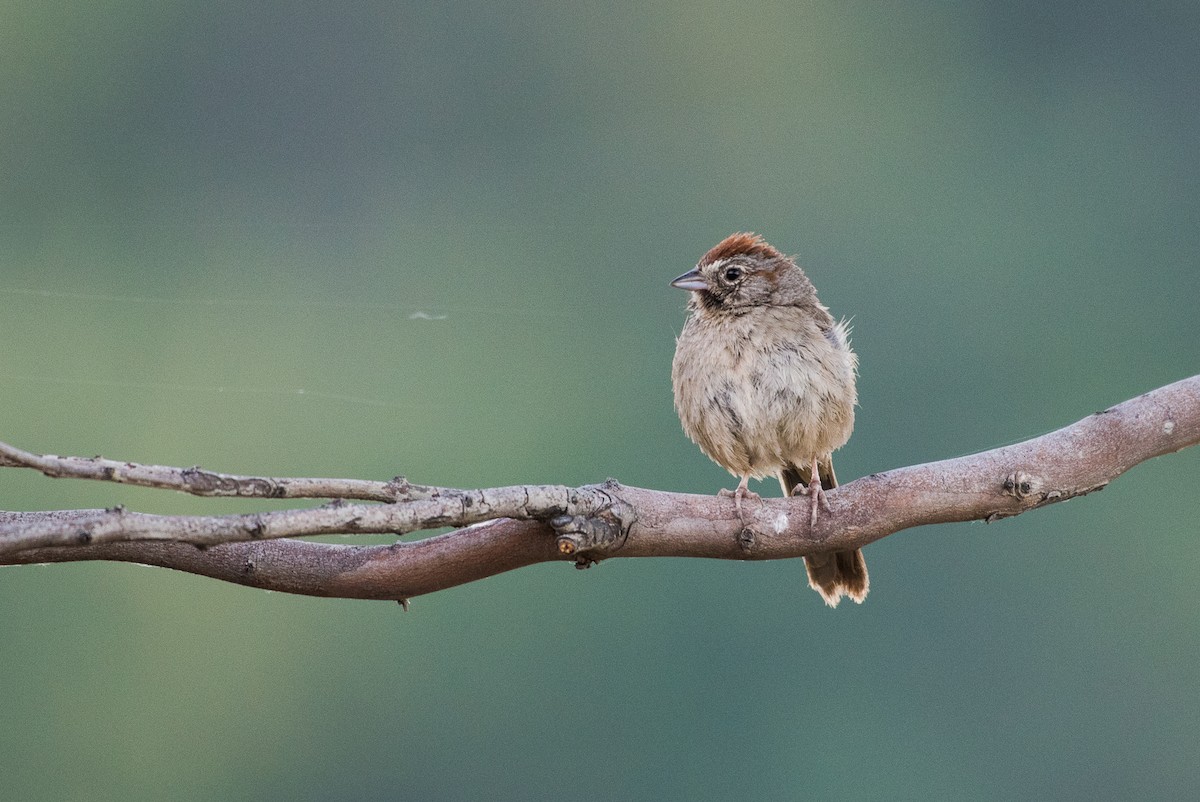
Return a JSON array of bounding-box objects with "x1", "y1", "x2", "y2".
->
[{"x1": 3, "y1": 2, "x2": 1199, "y2": 799}]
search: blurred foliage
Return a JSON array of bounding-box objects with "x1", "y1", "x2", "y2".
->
[{"x1": 2, "y1": 2, "x2": 1198, "y2": 799}]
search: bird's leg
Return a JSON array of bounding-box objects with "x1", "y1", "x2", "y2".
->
[
  {"x1": 802, "y1": 458, "x2": 832, "y2": 526},
  {"x1": 718, "y1": 475, "x2": 760, "y2": 524}
]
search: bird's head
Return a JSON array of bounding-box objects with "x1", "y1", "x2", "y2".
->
[{"x1": 670, "y1": 233, "x2": 816, "y2": 312}]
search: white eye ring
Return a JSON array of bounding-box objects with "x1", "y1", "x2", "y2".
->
[{"x1": 723, "y1": 266, "x2": 742, "y2": 282}]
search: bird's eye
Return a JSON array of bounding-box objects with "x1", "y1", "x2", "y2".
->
[{"x1": 723, "y1": 266, "x2": 742, "y2": 282}]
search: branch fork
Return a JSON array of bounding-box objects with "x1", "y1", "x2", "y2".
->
[{"x1": 548, "y1": 480, "x2": 637, "y2": 566}]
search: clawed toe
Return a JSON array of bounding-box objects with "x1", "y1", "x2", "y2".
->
[
  {"x1": 718, "y1": 487, "x2": 761, "y2": 502},
  {"x1": 720, "y1": 481, "x2": 761, "y2": 523},
  {"x1": 800, "y1": 474, "x2": 831, "y2": 527}
]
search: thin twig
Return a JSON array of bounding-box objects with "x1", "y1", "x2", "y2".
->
[{"x1": 0, "y1": 441, "x2": 409, "y2": 501}]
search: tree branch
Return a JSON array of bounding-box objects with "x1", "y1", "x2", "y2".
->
[{"x1": 3, "y1": 375, "x2": 1197, "y2": 602}]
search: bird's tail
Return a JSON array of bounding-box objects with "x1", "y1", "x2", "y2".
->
[{"x1": 780, "y1": 461, "x2": 869, "y2": 608}]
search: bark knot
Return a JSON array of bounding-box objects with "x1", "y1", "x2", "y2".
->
[{"x1": 547, "y1": 485, "x2": 636, "y2": 566}]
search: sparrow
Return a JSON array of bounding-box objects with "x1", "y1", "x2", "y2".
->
[{"x1": 670, "y1": 233, "x2": 868, "y2": 606}]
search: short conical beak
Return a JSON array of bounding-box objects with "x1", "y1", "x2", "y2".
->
[{"x1": 670, "y1": 268, "x2": 708, "y2": 292}]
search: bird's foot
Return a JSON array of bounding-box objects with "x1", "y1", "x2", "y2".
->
[
  {"x1": 798, "y1": 473, "x2": 832, "y2": 527},
  {"x1": 719, "y1": 483, "x2": 761, "y2": 525}
]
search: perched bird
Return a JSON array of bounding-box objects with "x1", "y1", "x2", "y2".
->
[{"x1": 670, "y1": 233, "x2": 867, "y2": 606}]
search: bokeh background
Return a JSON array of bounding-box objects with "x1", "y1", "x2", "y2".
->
[{"x1": 3, "y1": 2, "x2": 1199, "y2": 799}]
